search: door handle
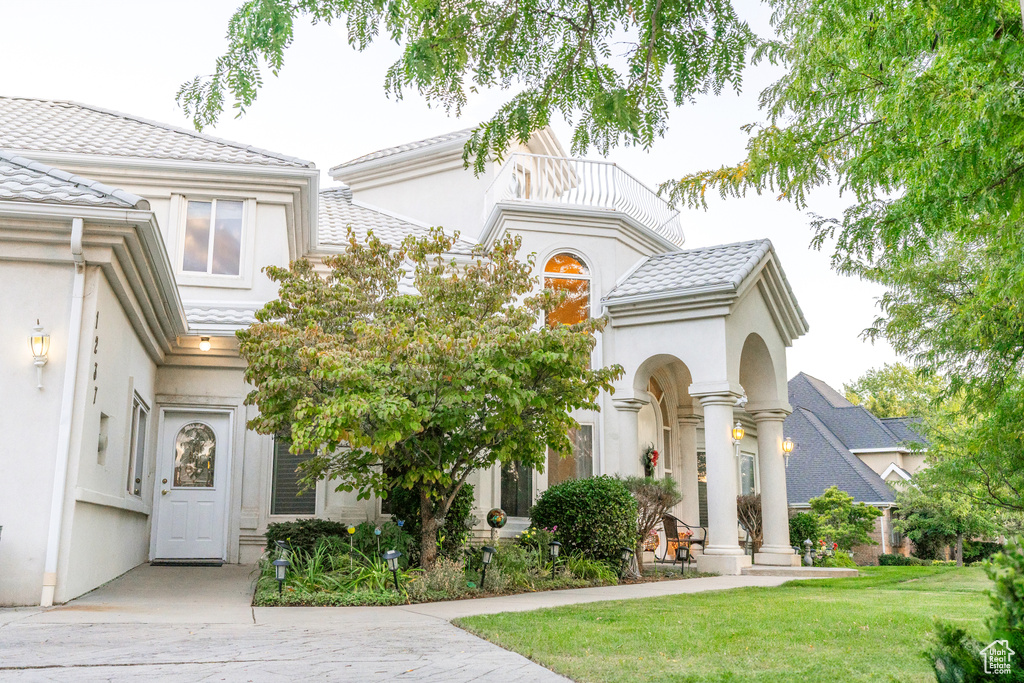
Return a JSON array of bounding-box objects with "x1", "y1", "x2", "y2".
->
[{"x1": 161, "y1": 489, "x2": 168, "y2": 496}]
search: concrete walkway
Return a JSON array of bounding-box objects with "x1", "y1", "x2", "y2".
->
[{"x1": 0, "y1": 564, "x2": 795, "y2": 681}]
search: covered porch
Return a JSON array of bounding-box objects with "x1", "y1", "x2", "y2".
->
[{"x1": 601, "y1": 239, "x2": 809, "y2": 575}]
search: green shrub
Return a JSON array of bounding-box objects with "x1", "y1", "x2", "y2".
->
[
  {"x1": 789, "y1": 512, "x2": 819, "y2": 548},
  {"x1": 822, "y1": 550, "x2": 858, "y2": 568},
  {"x1": 926, "y1": 537, "x2": 1024, "y2": 681},
  {"x1": 564, "y1": 554, "x2": 619, "y2": 583},
  {"x1": 346, "y1": 521, "x2": 414, "y2": 563},
  {"x1": 387, "y1": 483, "x2": 476, "y2": 564},
  {"x1": 407, "y1": 558, "x2": 471, "y2": 602},
  {"x1": 879, "y1": 553, "x2": 927, "y2": 566},
  {"x1": 264, "y1": 518, "x2": 348, "y2": 557},
  {"x1": 963, "y1": 540, "x2": 1003, "y2": 564},
  {"x1": 530, "y1": 475, "x2": 637, "y2": 563}
]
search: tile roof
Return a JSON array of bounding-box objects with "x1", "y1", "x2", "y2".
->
[
  {"x1": 788, "y1": 372, "x2": 926, "y2": 450},
  {"x1": 785, "y1": 408, "x2": 898, "y2": 505},
  {"x1": 318, "y1": 186, "x2": 475, "y2": 254},
  {"x1": 0, "y1": 97, "x2": 314, "y2": 168},
  {"x1": 331, "y1": 128, "x2": 474, "y2": 171},
  {"x1": 604, "y1": 239, "x2": 773, "y2": 301},
  {"x1": 0, "y1": 152, "x2": 147, "y2": 208}
]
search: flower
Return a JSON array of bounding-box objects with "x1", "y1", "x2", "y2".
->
[
  {"x1": 832, "y1": 542, "x2": 838, "y2": 551},
  {"x1": 552, "y1": 525, "x2": 558, "y2": 531}
]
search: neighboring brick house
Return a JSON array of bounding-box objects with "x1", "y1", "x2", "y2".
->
[{"x1": 784, "y1": 373, "x2": 927, "y2": 564}]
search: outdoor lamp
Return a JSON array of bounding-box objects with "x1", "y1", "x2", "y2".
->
[
  {"x1": 619, "y1": 546, "x2": 635, "y2": 577},
  {"x1": 30, "y1": 320, "x2": 50, "y2": 389},
  {"x1": 272, "y1": 557, "x2": 291, "y2": 597},
  {"x1": 480, "y1": 546, "x2": 496, "y2": 588},
  {"x1": 383, "y1": 550, "x2": 402, "y2": 590},
  {"x1": 732, "y1": 421, "x2": 745, "y2": 458},
  {"x1": 198, "y1": 336, "x2": 212, "y2": 352},
  {"x1": 548, "y1": 540, "x2": 562, "y2": 561},
  {"x1": 782, "y1": 437, "x2": 795, "y2": 467}
]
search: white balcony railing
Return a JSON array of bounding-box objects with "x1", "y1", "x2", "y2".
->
[{"x1": 484, "y1": 153, "x2": 684, "y2": 245}]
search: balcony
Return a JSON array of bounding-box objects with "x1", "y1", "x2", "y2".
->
[{"x1": 484, "y1": 153, "x2": 684, "y2": 246}]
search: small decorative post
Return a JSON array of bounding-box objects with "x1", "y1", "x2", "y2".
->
[
  {"x1": 803, "y1": 539, "x2": 814, "y2": 567},
  {"x1": 347, "y1": 526, "x2": 356, "y2": 569},
  {"x1": 486, "y1": 508, "x2": 507, "y2": 544}
]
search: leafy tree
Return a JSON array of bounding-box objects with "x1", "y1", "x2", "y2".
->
[
  {"x1": 619, "y1": 476, "x2": 681, "y2": 572},
  {"x1": 663, "y1": 0, "x2": 1024, "y2": 516},
  {"x1": 844, "y1": 363, "x2": 945, "y2": 421},
  {"x1": 736, "y1": 493, "x2": 763, "y2": 553},
  {"x1": 808, "y1": 486, "x2": 881, "y2": 552},
  {"x1": 894, "y1": 485, "x2": 999, "y2": 566},
  {"x1": 178, "y1": 0, "x2": 757, "y2": 169},
  {"x1": 789, "y1": 511, "x2": 818, "y2": 549},
  {"x1": 238, "y1": 228, "x2": 620, "y2": 567}
]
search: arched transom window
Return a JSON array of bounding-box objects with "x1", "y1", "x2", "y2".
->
[{"x1": 544, "y1": 252, "x2": 590, "y2": 326}]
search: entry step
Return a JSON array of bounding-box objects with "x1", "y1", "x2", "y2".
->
[
  {"x1": 150, "y1": 559, "x2": 225, "y2": 567},
  {"x1": 741, "y1": 565, "x2": 858, "y2": 578}
]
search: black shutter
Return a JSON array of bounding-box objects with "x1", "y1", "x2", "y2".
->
[
  {"x1": 698, "y1": 481, "x2": 708, "y2": 528},
  {"x1": 272, "y1": 438, "x2": 316, "y2": 515}
]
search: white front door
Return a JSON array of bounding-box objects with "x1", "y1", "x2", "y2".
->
[{"x1": 153, "y1": 411, "x2": 231, "y2": 560}]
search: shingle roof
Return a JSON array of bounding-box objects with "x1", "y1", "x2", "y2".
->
[
  {"x1": 785, "y1": 408, "x2": 897, "y2": 505},
  {"x1": 318, "y1": 186, "x2": 475, "y2": 253},
  {"x1": 604, "y1": 239, "x2": 774, "y2": 301},
  {"x1": 0, "y1": 152, "x2": 148, "y2": 209},
  {"x1": 331, "y1": 128, "x2": 474, "y2": 172},
  {"x1": 0, "y1": 97, "x2": 314, "y2": 168},
  {"x1": 788, "y1": 372, "x2": 926, "y2": 450}
]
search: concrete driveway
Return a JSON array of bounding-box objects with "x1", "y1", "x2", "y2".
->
[{"x1": 0, "y1": 564, "x2": 794, "y2": 681}]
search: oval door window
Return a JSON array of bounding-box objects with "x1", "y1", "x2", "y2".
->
[{"x1": 173, "y1": 422, "x2": 216, "y2": 488}]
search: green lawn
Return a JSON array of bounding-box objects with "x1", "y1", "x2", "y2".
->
[{"x1": 455, "y1": 567, "x2": 992, "y2": 683}]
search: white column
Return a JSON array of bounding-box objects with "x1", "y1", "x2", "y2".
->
[
  {"x1": 752, "y1": 409, "x2": 800, "y2": 566},
  {"x1": 611, "y1": 398, "x2": 645, "y2": 477},
  {"x1": 676, "y1": 412, "x2": 701, "y2": 529},
  {"x1": 693, "y1": 393, "x2": 750, "y2": 575}
]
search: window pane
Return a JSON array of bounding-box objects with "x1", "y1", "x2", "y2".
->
[
  {"x1": 547, "y1": 426, "x2": 593, "y2": 487},
  {"x1": 131, "y1": 405, "x2": 147, "y2": 496},
  {"x1": 126, "y1": 402, "x2": 140, "y2": 494},
  {"x1": 545, "y1": 276, "x2": 589, "y2": 326},
  {"x1": 173, "y1": 423, "x2": 216, "y2": 488},
  {"x1": 501, "y1": 461, "x2": 532, "y2": 517},
  {"x1": 272, "y1": 438, "x2": 316, "y2": 515},
  {"x1": 740, "y1": 454, "x2": 755, "y2": 496},
  {"x1": 183, "y1": 201, "x2": 212, "y2": 272},
  {"x1": 544, "y1": 252, "x2": 588, "y2": 275},
  {"x1": 211, "y1": 200, "x2": 243, "y2": 275}
]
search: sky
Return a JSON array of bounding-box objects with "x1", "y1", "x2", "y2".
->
[{"x1": 1, "y1": 0, "x2": 900, "y2": 390}]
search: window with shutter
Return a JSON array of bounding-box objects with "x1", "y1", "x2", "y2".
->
[{"x1": 271, "y1": 438, "x2": 316, "y2": 515}]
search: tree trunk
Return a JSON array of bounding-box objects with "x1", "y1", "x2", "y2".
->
[
  {"x1": 635, "y1": 540, "x2": 645, "y2": 574},
  {"x1": 956, "y1": 533, "x2": 964, "y2": 567},
  {"x1": 419, "y1": 487, "x2": 443, "y2": 569}
]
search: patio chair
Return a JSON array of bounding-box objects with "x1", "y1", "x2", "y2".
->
[{"x1": 660, "y1": 514, "x2": 707, "y2": 569}]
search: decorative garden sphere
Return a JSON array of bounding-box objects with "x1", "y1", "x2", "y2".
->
[{"x1": 486, "y1": 508, "x2": 508, "y2": 529}]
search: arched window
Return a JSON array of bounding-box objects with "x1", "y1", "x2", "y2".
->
[
  {"x1": 544, "y1": 252, "x2": 590, "y2": 326},
  {"x1": 173, "y1": 422, "x2": 216, "y2": 488}
]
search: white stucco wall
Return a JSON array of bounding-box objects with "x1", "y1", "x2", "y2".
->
[
  {"x1": 57, "y1": 268, "x2": 158, "y2": 602},
  {"x1": 0, "y1": 261, "x2": 75, "y2": 605}
]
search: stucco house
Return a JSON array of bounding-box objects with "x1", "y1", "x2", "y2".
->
[
  {"x1": 0, "y1": 97, "x2": 808, "y2": 607},
  {"x1": 784, "y1": 372, "x2": 927, "y2": 562}
]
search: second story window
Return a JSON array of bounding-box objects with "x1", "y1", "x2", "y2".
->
[
  {"x1": 183, "y1": 199, "x2": 244, "y2": 276},
  {"x1": 544, "y1": 252, "x2": 590, "y2": 326}
]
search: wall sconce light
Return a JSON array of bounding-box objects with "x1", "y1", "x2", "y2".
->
[
  {"x1": 30, "y1": 320, "x2": 50, "y2": 389},
  {"x1": 198, "y1": 336, "x2": 212, "y2": 352},
  {"x1": 782, "y1": 436, "x2": 795, "y2": 468},
  {"x1": 732, "y1": 421, "x2": 745, "y2": 457}
]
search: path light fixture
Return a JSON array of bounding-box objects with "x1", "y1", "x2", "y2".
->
[
  {"x1": 480, "y1": 546, "x2": 496, "y2": 588},
  {"x1": 383, "y1": 550, "x2": 402, "y2": 591},
  {"x1": 198, "y1": 336, "x2": 212, "y2": 352},
  {"x1": 782, "y1": 437, "x2": 795, "y2": 468},
  {"x1": 272, "y1": 557, "x2": 291, "y2": 597},
  {"x1": 548, "y1": 540, "x2": 562, "y2": 563},
  {"x1": 30, "y1": 320, "x2": 50, "y2": 389},
  {"x1": 732, "y1": 421, "x2": 745, "y2": 457},
  {"x1": 619, "y1": 546, "x2": 635, "y2": 578}
]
